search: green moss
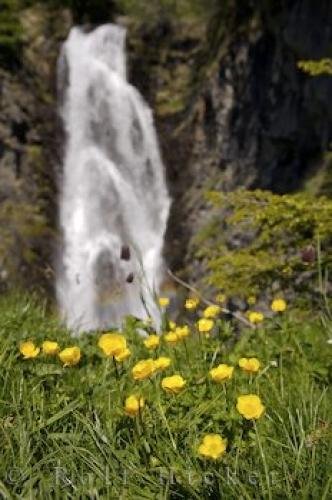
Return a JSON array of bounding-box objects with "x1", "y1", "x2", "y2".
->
[
  {"x1": 116, "y1": 0, "x2": 214, "y2": 23},
  {"x1": 0, "y1": 0, "x2": 22, "y2": 64},
  {"x1": 193, "y1": 189, "x2": 332, "y2": 300},
  {"x1": 0, "y1": 198, "x2": 49, "y2": 272},
  {"x1": 298, "y1": 59, "x2": 332, "y2": 76}
]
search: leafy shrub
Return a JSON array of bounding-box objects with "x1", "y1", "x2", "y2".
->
[{"x1": 193, "y1": 189, "x2": 332, "y2": 302}]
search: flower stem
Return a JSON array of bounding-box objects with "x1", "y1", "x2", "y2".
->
[{"x1": 112, "y1": 356, "x2": 120, "y2": 380}]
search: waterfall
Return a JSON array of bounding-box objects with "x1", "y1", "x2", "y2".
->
[{"x1": 56, "y1": 24, "x2": 170, "y2": 333}]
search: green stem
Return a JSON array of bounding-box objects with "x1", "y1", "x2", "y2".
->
[
  {"x1": 255, "y1": 422, "x2": 272, "y2": 500},
  {"x1": 183, "y1": 338, "x2": 192, "y2": 371},
  {"x1": 112, "y1": 356, "x2": 120, "y2": 380}
]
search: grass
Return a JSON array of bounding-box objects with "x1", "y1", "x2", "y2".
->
[{"x1": 0, "y1": 293, "x2": 331, "y2": 498}]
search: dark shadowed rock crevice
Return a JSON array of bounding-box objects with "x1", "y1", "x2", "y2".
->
[{"x1": 139, "y1": 0, "x2": 332, "y2": 275}]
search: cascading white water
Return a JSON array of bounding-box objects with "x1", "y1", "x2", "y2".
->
[{"x1": 56, "y1": 24, "x2": 170, "y2": 333}]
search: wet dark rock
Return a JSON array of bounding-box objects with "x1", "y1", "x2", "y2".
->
[
  {"x1": 120, "y1": 245, "x2": 131, "y2": 261},
  {"x1": 126, "y1": 272, "x2": 134, "y2": 283},
  {"x1": 228, "y1": 297, "x2": 247, "y2": 313}
]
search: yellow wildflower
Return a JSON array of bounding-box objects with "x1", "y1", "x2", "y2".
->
[
  {"x1": 115, "y1": 347, "x2": 131, "y2": 362},
  {"x1": 248, "y1": 311, "x2": 264, "y2": 324},
  {"x1": 175, "y1": 325, "x2": 190, "y2": 339},
  {"x1": 132, "y1": 359, "x2": 156, "y2": 380},
  {"x1": 164, "y1": 331, "x2": 180, "y2": 345},
  {"x1": 197, "y1": 318, "x2": 214, "y2": 333},
  {"x1": 209, "y1": 364, "x2": 234, "y2": 382},
  {"x1": 238, "y1": 357, "x2": 261, "y2": 373},
  {"x1": 271, "y1": 298, "x2": 287, "y2": 312},
  {"x1": 169, "y1": 320, "x2": 176, "y2": 330},
  {"x1": 42, "y1": 340, "x2": 60, "y2": 356},
  {"x1": 144, "y1": 335, "x2": 160, "y2": 350},
  {"x1": 185, "y1": 297, "x2": 199, "y2": 310},
  {"x1": 124, "y1": 395, "x2": 145, "y2": 417},
  {"x1": 59, "y1": 346, "x2": 81, "y2": 367},
  {"x1": 161, "y1": 374, "x2": 186, "y2": 394},
  {"x1": 247, "y1": 296, "x2": 256, "y2": 305},
  {"x1": 98, "y1": 333, "x2": 127, "y2": 357},
  {"x1": 19, "y1": 341, "x2": 40, "y2": 359},
  {"x1": 158, "y1": 297, "x2": 170, "y2": 308},
  {"x1": 236, "y1": 394, "x2": 265, "y2": 420},
  {"x1": 154, "y1": 356, "x2": 171, "y2": 371},
  {"x1": 198, "y1": 434, "x2": 227, "y2": 460},
  {"x1": 203, "y1": 305, "x2": 221, "y2": 318},
  {"x1": 215, "y1": 293, "x2": 226, "y2": 304}
]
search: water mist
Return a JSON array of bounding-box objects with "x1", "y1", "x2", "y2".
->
[{"x1": 57, "y1": 24, "x2": 170, "y2": 333}]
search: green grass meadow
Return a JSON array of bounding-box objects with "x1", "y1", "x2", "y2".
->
[{"x1": 0, "y1": 293, "x2": 331, "y2": 499}]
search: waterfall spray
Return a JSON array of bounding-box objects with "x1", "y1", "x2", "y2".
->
[{"x1": 57, "y1": 24, "x2": 170, "y2": 333}]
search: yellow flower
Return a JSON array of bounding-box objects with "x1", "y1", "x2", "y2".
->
[
  {"x1": 165, "y1": 326, "x2": 190, "y2": 344},
  {"x1": 164, "y1": 331, "x2": 180, "y2": 345},
  {"x1": 215, "y1": 293, "x2": 226, "y2": 304},
  {"x1": 144, "y1": 335, "x2": 160, "y2": 350},
  {"x1": 19, "y1": 341, "x2": 40, "y2": 359},
  {"x1": 158, "y1": 297, "x2": 170, "y2": 308},
  {"x1": 236, "y1": 394, "x2": 265, "y2": 420},
  {"x1": 98, "y1": 333, "x2": 127, "y2": 357},
  {"x1": 169, "y1": 320, "x2": 176, "y2": 330},
  {"x1": 198, "y1": 434, "x2": 227, "y2": 460},
  {"x1": 154, "y1": 356, "x2": 171, "y2": 371},
  {"x1": 271, "y1": 298, "x2": 287, "y2": 312},
  {"x1": 175, "y1": 325, "x2": 190, "y2": 339},
  {"x1": 185, "y1": 297, "x2": 199, "y2": 310},
  {"x1": 238, "y1": 357, "x2": 261, "y2": 373},
  {"x1": 124, "y1": 395, "x2": 145, "y2": 417},
  {"x1": 42, "y1": 340, "x2": 60, "y2": 356},
  {"x1": 248, "y1": 311, "x2": 264, "y2": 324},
  {"x1": 59, "y1": 346, "x2": 81, "y2": 367},
  {"x1": 132, "y1": 359, "x2": 156, "y2": 380},
  {"x1": 115, "y1": 347, "x2": 131, "y2": 362},
  {"x1": 209, "y1": 364, "x2": 234, "y2": 382},
  {"x1": 161, "y1": 374, "x2": 186, "y2": 394},
  {"x1": 203, "y1": 305, "x2": 221, "y2": 318},
  {"x1": 247, "y1": 296, "x2": 256, "y2": 305},
  {"x1": 197, "y1": 318, "x2": 214, "y2": 333}
]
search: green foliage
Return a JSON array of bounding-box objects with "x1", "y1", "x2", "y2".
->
[
  {"x1": 0, "y1": 0, "x2": 22, "y2": 64},
  {"x1": 193, "y1": 190, "x2": 332, "y2": 300},
  {"x1": 298, "y1": 58, "x2": 332, "y2": 76},
  {"x1": 0, "y1": 293, "x2": 331, "y2": 497}
]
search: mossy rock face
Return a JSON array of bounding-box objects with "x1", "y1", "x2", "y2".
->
[
  {"x1": 0, "y1": 5, "x2": 71, "y2": 294},
  {"x1": 304, "y1": 154, "x2": 332, "y2": 198},
  {"x1": 188, "y1": 189, "x2": 332, "y2": 306}
]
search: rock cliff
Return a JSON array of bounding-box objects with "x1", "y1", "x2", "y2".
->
[{"x1": 0, "y1": 0, "x2": 331, "y2": 292}]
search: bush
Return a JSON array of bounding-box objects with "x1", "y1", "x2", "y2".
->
[{"x1": 192, "y1": 189, "x2": 332, "y2": 303}]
